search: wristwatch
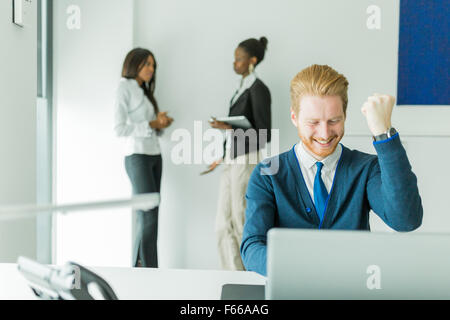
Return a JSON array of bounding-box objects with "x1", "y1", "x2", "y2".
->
[{"x1": 373, "y1": 127, "x2": 397, "y2": 142}]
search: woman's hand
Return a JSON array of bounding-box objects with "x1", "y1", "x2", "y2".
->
[
  {"x1": 209, "y1": 158, "x2": 223, "y2": 171},
  {"x1": 209, "y1": 117, "x2": 232, "y2": 130},
  {"x1": 150, "y1": 112, "x2": 174, "y2": 129},
  {"x1": 200, "y1": 158, "x2": 223, "y2": 175}
]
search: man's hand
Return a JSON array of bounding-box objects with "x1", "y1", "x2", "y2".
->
[{"x1": 361, "y1": 94, "x2": 395, "y2": 136}]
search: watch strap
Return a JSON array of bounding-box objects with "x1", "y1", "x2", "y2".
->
[{"x1": 373, "y1": 127, "x2": 397, "y2": 142}]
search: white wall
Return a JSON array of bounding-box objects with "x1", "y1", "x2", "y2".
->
[
  {"x1": 133, "y1": 0, "x2": 450, "y2": 270},
  {"x1": 53, "y1": 0, "x2": 135, "y2": 266},
  {"x1": 0, "y1": 0, "x2": 37, "y2": 262}
]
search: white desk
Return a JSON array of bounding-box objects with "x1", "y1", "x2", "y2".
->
[{"x1": 0, "y1": 264, "x2": 266, "y2": 300}]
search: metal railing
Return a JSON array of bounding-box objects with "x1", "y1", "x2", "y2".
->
[{"x1": 0, "y1": 193, "x2": 160, "y2": 221}]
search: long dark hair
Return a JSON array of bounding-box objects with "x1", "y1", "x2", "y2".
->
[{"x1": 121, "y1": 48, "x2": 159, "y2": 114}]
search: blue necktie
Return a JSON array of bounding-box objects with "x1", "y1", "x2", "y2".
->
[{"x1": 314, "y1": 162, "x2": 328, "y2": 223}]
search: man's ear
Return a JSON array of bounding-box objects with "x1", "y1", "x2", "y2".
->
[{"x1": 290, "y1": 108, "x2": 298, "y2": 127}]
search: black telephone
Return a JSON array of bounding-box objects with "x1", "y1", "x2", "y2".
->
[{"x1": 17, "y1": 256, "x2": 118, "y2": 300}]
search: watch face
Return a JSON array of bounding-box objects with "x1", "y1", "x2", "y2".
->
[{"x1": 389, "y1": 127, "x2": 397, "y2": 137}]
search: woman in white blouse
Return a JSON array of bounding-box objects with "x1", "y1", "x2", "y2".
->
[{"x1": 114, "y1": 48, "x2": 173, "y2": 268}]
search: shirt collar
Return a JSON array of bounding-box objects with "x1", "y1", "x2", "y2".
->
[
  {"x1": 237, "y1": 72, "x2": 257, "y2": 91},
  {"x1": 296, "y1": 141, "x2": 342, "y2": 171}
]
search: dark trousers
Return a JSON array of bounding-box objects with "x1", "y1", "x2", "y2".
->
[{"x1": 125, "y1": 154, "x2": 162, "y2": 268}]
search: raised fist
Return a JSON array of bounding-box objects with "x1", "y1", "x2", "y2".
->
[{"x1": 361, "y1": 94, "x2": 395, "y2": 136}]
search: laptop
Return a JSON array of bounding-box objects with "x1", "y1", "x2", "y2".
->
[
  {"x1": 266, "y1": 228, "x2": 450, "y2": 300},
  {"x1": 220, "y1": 284, "x2": 265, "y2": 300}
]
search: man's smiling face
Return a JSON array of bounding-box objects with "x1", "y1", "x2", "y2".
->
[{"x1": 291, "y1": 95, "x2": 346, "y2": 160}]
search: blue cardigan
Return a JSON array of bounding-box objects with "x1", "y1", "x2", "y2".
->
[{"x1": 240, "y1": 134, "x2": 423, "y2": 276}]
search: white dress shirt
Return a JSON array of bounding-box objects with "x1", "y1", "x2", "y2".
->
[
  {"x1": 114, "y1": 78, "x2": 161, "y2": 156},
  {"x1": 231, "y1": 72, "x2": 257, "y2": 105},
  {"x1": 295, "y1": 141, "x2": 342, "y2": 204}
]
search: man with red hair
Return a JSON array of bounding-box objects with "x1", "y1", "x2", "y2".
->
[{"x1": 241, "y1": 64, "x2": 423, "y2": 276}]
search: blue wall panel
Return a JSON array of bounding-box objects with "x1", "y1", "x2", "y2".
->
[{"x1": 397, "y1": 0, "x2": 449, "y2": 105}]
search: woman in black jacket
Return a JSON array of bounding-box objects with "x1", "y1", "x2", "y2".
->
[{"x1": 208, "y1": 37, "x2": 271, "y2": 270}]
